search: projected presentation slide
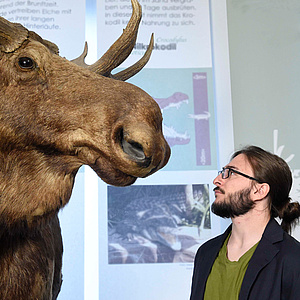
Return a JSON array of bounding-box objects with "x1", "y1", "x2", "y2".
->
[
  {"x1": 128, "y1": 68, "x2": 217, "y2": 171},
  {"x1": 98, "y1": 169, "x2": 217, "y2": 300},
  {"x1": 0, "y1": 0, "x2": 86, "y2": 59},
  {"x1": 97, "y1": 0, "x2": 212, "y2": 68},
  {"x1": 96, "y1": 1, "x2": 223, "y2": 298}
]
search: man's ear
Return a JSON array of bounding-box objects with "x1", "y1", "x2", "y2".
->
[{"x1": 252, "y1": 183, "x2": 270, "y2": 201}]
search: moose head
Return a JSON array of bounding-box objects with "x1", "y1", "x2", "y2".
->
[{"x1": 0, "y1": 0, "x2": 170, "y2": 229}]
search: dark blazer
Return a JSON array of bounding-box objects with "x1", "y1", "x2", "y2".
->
[{"x1": 190, "y1": 219, "x2": 300, "y2": 300}]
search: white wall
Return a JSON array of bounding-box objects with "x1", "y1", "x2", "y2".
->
[{"x1": 227, "y1": 0, "x2": 300, "y2": 240}]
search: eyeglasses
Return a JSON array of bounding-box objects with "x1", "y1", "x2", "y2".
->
[{"x1": 218, "y1": 167, "x2": 261, "y2": 182}]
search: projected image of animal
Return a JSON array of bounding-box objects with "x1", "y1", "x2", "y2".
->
[
  {"x1": 154, "y1": 92, "x2": 191, "y2": 147},
  {"x1": 108, "y1": 184, "x2": 211, "y2": 264},
  {"x1": 0, "y1": 0, "x2": 170, "y2": 299}
]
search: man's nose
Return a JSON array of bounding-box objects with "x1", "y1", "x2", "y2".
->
[{"x1": 213, "y1": 173, "x2": 223, "y2": 186}]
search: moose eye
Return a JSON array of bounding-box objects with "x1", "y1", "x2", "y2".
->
[{"x1": 18, "y1": 57, "x2": 36, "y2": 69}]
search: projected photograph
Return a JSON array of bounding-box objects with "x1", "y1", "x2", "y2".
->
[{"x1": 107, "y1": 184, "x2": 211, "y2": 264}]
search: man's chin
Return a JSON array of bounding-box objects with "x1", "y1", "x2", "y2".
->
[
  {"x1": 211, "y1": 187, "x2": 254, "y2": 218},
  {"x1": 211, "y1": 201, "x2": 232, "y2": 218}
]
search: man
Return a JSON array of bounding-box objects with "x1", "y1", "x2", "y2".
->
[{"x1": 190, "y1": 146, "x2": 300, "y2": 300}]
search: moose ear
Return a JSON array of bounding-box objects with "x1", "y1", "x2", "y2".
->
[
  {"x1": 0, "y1": 16, "x2": 28, "y2": 53},
  {"x1": 28, "y1": 30, "x2": 59, "y2": 55}
]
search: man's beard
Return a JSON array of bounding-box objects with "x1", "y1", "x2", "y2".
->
[{"x1": 211, "y1": 187, "x2": 254, "y2": 218}]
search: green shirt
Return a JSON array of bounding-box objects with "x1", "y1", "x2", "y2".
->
[{"x1": 204, "y1": 234, "x2": 259, "y2": 300}]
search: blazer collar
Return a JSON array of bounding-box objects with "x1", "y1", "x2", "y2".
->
[{"x1": 239, "y1": 218, "x2": 283, "y2": 299}]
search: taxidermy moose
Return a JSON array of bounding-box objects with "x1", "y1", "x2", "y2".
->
[{"x1": 0, "y1": 0, "x2": 170, "y2": 299}]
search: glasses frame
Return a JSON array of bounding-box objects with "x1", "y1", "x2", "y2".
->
[{"x1": 218, "y1": 167, "x2": 261, "y2": 182}]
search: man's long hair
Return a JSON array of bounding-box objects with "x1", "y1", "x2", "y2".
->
[{"x1": 232, "y1": 146, "x2": 300, "y2": 233}]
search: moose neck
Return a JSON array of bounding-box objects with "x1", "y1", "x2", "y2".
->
[{"x1": 0, "y1": 147, "x2": 80, "y2": 231}]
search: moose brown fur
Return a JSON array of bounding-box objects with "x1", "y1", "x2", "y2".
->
[{"x1": 0, "y1": 1, "x2": 170, "y2": 299}]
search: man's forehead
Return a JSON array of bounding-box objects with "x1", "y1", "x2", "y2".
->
[{"x1": 226, "y1": 154, "x2": 252, "y2": 172}]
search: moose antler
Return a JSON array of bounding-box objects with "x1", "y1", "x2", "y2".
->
[{"x1": 71, "y1": 0, "x2": 153, "y2": 81}]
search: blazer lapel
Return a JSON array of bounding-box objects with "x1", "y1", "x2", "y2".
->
[{"x1": 239, "y1": 219, "x2": 283, "y2": 299}]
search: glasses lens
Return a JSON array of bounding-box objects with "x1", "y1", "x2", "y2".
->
[
  {"x1": 223, "y1": 168, "x2": 229, "y2": 179},
  {"x1": 218, "y1": 168, "x2": 230, "y2": 179}
]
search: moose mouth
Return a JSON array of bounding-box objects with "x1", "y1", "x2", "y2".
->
[
  {"x1": 92, "y1": 158, "x2": 138, "y2": 186},
  {"x1": 84, "y1": 126, "x2": 169, "y2": 186}
]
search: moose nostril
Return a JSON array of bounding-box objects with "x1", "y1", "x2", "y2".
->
[
  {"x1": 121, "y1": 139, "x2": 152, "y2": 168},
  {"x1": 122, "y1": 138, "x2": 145, "y2": 160},
  {"x1": 118, "y1": 128, "x2": 152, "y2": 167}
]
